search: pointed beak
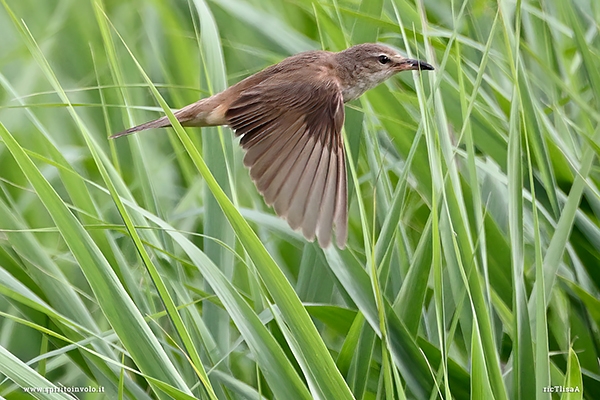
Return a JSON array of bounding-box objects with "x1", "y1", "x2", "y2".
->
[{"x1": 398, "y1": 58, "x2": 434, "y2": 71}]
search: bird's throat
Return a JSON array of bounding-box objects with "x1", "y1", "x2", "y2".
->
[{"x1": 340, "y1": 70, "x2": 395, "y2": 102}]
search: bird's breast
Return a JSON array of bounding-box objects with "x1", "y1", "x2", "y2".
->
[
  {"x1": 341, "y1": 70, "x2": 394, "y2": 102},
  {"x1": 341, "y1": 82, "x2": 369, "y2": 102}
]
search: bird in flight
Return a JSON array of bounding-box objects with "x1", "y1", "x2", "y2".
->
[{"x1": 111, "y1": 43, "x2": 434, "y2": 248}]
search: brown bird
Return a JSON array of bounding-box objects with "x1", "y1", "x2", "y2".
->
[{"x1": 111, "y1": 43, "x2": 434, "y2": 248}]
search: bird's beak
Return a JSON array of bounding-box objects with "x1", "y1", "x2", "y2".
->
[{"x1": 396, "y1": 58, "x2": 434, "y2": 71}]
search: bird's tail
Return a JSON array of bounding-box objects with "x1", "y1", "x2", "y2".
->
[
  {"x1": 109, "y1": 116, "x2": 173, "y2": 139},
  {"x1": 110, "y1": 97, "x2": 218, "y2": 139}
]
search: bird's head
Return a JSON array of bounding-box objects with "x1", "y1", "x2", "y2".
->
[{"x1": 335, "y1": 43, "x2": 434, "y2": 101}]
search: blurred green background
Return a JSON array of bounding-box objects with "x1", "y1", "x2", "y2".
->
[{"x1": 0, "y1": 0, "x2": 599, "y2": 399}]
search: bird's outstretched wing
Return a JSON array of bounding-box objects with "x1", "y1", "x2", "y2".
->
[{"x1": 226, "y1": 74, "x2": 347, "y2": 248}]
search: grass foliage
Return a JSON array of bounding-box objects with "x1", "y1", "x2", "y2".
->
[{"x1": 0, "y1": 0, "x2": 599, "y2": 398}]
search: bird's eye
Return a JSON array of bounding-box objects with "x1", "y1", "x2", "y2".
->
[{"x1": 378, "y1": 55, "x2": 390, "y2": 64}]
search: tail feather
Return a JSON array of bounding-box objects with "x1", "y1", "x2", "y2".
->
[{"x1": 109, "y1": 116, "x2": 172, "y2": 139}]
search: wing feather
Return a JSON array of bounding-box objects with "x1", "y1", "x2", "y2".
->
[
  {"x1": 255, "y1": 123, "x2": 310, "y2": 200},
  {"x1": 334, "y1": 144, "x2": 348, "y2": 248},
  {"x1": 226, "y1": 74, "x2": 348, "y2": 247},
  {"x1": 299, "y1": 139, "x2": 330, "y2": 241},
  {"x1": 316, "y1": 149, "x2": 338, "y2": 248}
]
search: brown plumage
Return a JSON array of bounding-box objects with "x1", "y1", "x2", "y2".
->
[{"x1": 110, "y1": 43, "x2": 434, "y2": 248}]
